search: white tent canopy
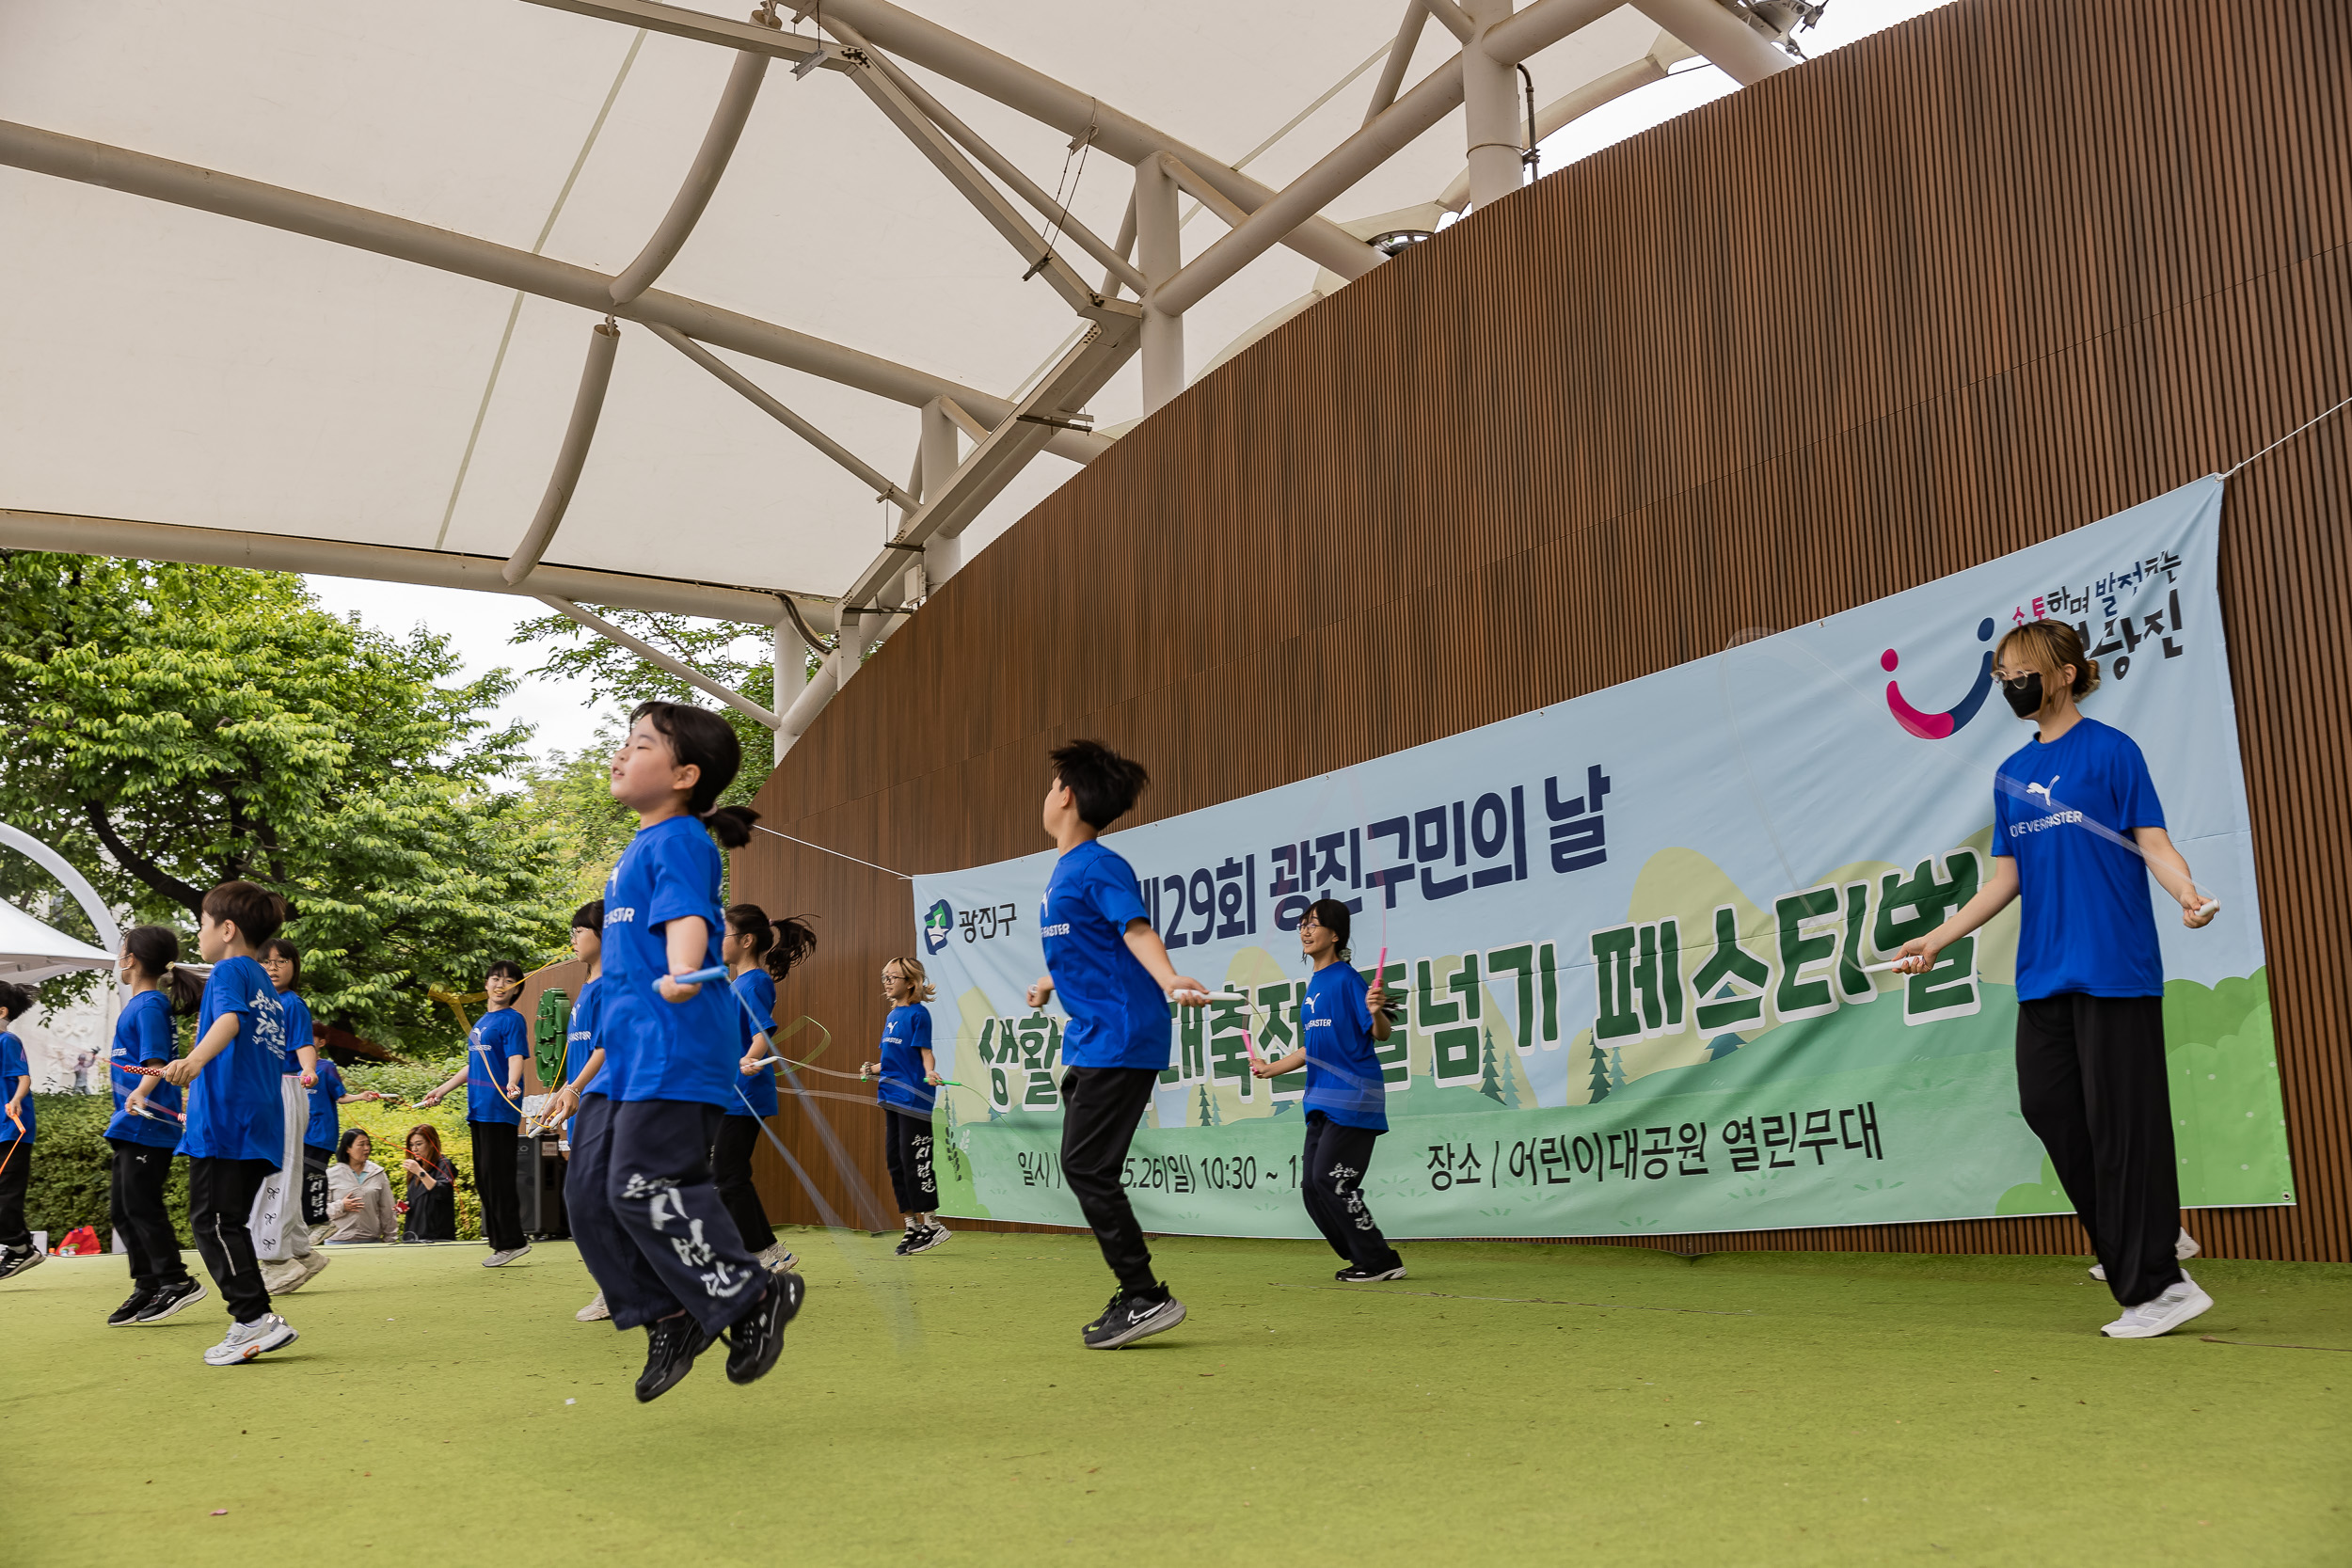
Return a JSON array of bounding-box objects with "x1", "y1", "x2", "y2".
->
[
  {"x1": 0, "y1": 900, "x2": 116, "y2": 984},
  {"x1": 0, "y1": 0, "x2": 1803, "y2": 748}
]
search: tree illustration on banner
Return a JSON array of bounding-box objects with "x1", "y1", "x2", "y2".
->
[
  {"x1": 1476, "y1": 1025, "x2": 1518, "y2": 1107},
  {"x1": 1586, "y1": 1037, "x2": 1613, "y2": 1104},
  {"x1": 1195, "y1": 1084, "x2": 1220, "y2": 1128}
]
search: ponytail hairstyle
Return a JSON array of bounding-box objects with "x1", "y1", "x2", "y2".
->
[
  {"x1": 883, "y1": 956, "x2": 937, "y2": 1004},
  {"x1": 1995, "y1": 618, "x2": 2101, "y2": 699},
  {"x1": 726, "y1": 903, "x2": 819, "y2": 984},
  {"x1": 1305, "y1": 896, "x2": 1354, "y2": 963},
  {"x1": 629, "y1": 700, "x2": 761, "y2": 848},
  {"x1": 123, "y1": 924, "x2": 203, "y2": 1015},
  {"x1": 0, "y1": 981, "x2": 32, "y2": 1028},
  {"x1": 260, "y1": 937, "x2": 303, "y2": 991}
]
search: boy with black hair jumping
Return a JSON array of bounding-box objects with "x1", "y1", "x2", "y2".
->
[{"x1": 1025, "y1": 739, "x2": 1212, "y2": 1350}]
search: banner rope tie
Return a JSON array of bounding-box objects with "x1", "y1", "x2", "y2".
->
[
  {"x1": 2222, "y1": 388, "x2": 2352, "y2": 479},
  {"x1": 752, "y1": 824, "x2": 911, "y2": 880}
]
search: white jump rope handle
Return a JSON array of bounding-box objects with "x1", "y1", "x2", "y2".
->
[{"x1": 1168, "y1": 988, "x2": 1247, "y2": 1004}]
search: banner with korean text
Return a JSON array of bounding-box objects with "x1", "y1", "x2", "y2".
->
[{"x1": 910, "y1": 477, "x2": 2291, "y2": 1239}]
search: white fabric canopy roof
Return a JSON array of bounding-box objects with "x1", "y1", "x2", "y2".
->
[
  {"x1": 0, "y1": 899, "x2": 116, "y2": 983},
  {"x1": 2, "y1": 0, "x2": 1753, "y2": 616}
]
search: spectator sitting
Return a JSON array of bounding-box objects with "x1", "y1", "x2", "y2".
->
[
  {"x1": 399, "y1": 1125, "x2": 459, "y2": 1243},
  {"x1": 324, "y1": 1129, "x2": 397, "y2": 1243}
]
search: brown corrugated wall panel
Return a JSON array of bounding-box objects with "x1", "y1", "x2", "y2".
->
[{"x1": 736, "y1": 0, "x2": 2352, "y2": 1260}]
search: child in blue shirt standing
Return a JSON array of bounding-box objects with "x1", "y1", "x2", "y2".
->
[
  {"x1": 0, "y1": 981, "x2": 38, "y2": 1281},
  {"x1": 567, "y1": 701, "x2": 801, "y2": 1402},
  {"x1": 864, "y1": 957, "x2": 945, "y2": 1256},
  {"x1": 1897, "y1": 620, "x2": 2219, "y2": 1339},
  {"x1": 1251, "y1": 897, "x2": 1406, "y2": 1283},
  {"x1": 718, "y1": 902, "x2": 817, "y2": 1275},
  {"x1": 546, "y1": 901, "x2": 612, "y2": 1322},
  {"x1": 1024, "y1": 740, "x2": 1212, "y2": 1350},
  {"x1": 160, "y1": 880, "x2": 297, "y2": 1365},
  {"x1": 103, "y1": 926, "x2": 205, "y2": 1322},
  {"x1": 256, "y1": 939, "x2": 327, "y2": 1295},
  {"x1": 422, "y1": 960, "x2": 532, "y2": 1266}
]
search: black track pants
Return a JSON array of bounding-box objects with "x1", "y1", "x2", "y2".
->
[
  {"x1": 1299, "y1": 1113, "x2": 1404, "y2": 1273},
  {"x1": 109, "y1": 1138, "x2": 192, "y2": 1291},
  {"x1": 1058, "y1": 1067, "x2": 1160, "y2": 1295}
]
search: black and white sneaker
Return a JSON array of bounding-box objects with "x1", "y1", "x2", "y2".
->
[
  {"x1": 906, "y1": 1223, "x2": 951, "y2": 1255},
  {"x1": 634, "y1": 1313, "x2": 718, "y2": 1403},
  {"x1": 0, "y1": 1246, "x2": 44, "y2": 1282},
  {"x1": 1081, "y1": 1285, "x2": 1187, "y2": 1350},
  {"x1": 724, "y1": 1271, "x2": 804, "y2": 1386},
  {"x1": 893, "y1": 1228, "x2": 921, "y2": 1257},
  {"x1": 108, "y1": 1289, "x2": 157, "y2": 1325},
  {"x1": 1335, "y1": 1262, "x2": 1407, "y2": 1283},
  {"x1": 135, "y1": 1277, "x2": 207, "y2": 1323}
]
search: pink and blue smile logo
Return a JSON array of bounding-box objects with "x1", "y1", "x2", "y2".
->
[{"x1": 1883, "y1": 616, "x2": 1997, "y2": 738}]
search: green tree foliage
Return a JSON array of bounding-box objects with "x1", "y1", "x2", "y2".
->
[
  {"x1": 0, "y1": 552, "x2": 569, "y2": 1049},
  {"x1": 513, "y1": 745, "x2": 639, "y2": 912}
]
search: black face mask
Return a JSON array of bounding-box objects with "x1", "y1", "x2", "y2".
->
[{"x1": 2001, "y1": 672, "x2": 2044, "y2": 719}]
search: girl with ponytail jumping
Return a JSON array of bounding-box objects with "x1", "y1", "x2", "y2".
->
[
  {"x1": 104, "y1": 927, "x2": 207, "y2": 1323},
  {"x1": 718, "y1": 902, "x2": 818, "y2": 1275},
  {"x1": 570, "y1": 701, "x2": 802, "y2": 1402}
]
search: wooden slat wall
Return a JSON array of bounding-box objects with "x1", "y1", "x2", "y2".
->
[{"x1": 738, "y1": 0, "x2": 2352, "y2": 1260}]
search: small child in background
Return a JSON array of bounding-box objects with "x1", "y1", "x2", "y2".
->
[
  {"x1": 0, "y1": 981, "x2": 39, "y2": 1281},
  {"x1": 421, "y1": 960, "x2": 532, "y2": 1267},
  {"x1": 104, "y1": 926, "x2": 206, "y2": 1322},
  {"x1": 257, "y1": 939, "x2": 326, "y2": 1296},
  {"x1": 863, "y1": 957, "x2": 946, "y2": 1256},
  {"x1": 546, "y1": 901, "x2": 610, "y2": 1321},
  {"x1": 161, "y1": 880, "x2": 297, "y2": 1365}
]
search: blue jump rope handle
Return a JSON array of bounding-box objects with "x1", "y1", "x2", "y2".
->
[{"x1": 673, "y1": 965, "x2": 730, "y2": 987}]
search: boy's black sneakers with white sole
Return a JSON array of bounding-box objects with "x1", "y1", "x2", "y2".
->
[
  {"x1": 134, "y1": 1277, "x2": 206, "y2": 1323},
  {"x1": 906, "y1": 1224, "x2": 951, "y2": 1254},
  {"x1": 0, "y1": 1246, "x2": 44, "y2": 1281},
  {"x1": 1335, "y1": 1263, "x2": 1407, "y2": 1283},
  {"x1": 108, "y1": 1289, "x2": 156, "y2": 1325},
  {"x1": 1081, "y1": 1285, "x2": 1187, "y2": 1349},
  {"x1": 724, "y1": 1271, "x2": 804, "y2": 1386},
  {"x1": 634, "y1": 1313, "x2": 718, "y2": 1403},
  {"x1": 893, "y1": 1229, "x2": 919, "y2": 1257}
]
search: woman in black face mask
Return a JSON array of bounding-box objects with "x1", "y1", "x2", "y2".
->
[{"x1": 1891, "y1": 618, "x2": 2218, "y2": 1341}]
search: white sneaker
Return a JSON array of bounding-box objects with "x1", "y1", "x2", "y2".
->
[
  {"x1": 203, "y1": 1312, "x2": 299, "y2": 1365},
  {"x1": 906, "y1": 1223, "x2": 951, "y2": 1254},
  {"x1": 575, "y1": 1291, "x2": 610, "y2": 1323},
  {"x1": 306, "y1": 1224, "x2": 332, "y2": 1249},
  {"x1": 483, "y1": 1244, "x2": 532, "y2": 1268},
  {"x1": 755, "y1": 1243, "x2": 798, "y2": 1274},
  {"x1": 297, "y1": 1251, "x2": 331, "y2": 1287},
  {"x1": 2101, "y1": 1274, "x2": 2214, "y2": 1338},
  {"x1": 260, "y1": 1258, "x2": 309, "y2": 1295},
  {"x1": 2090, "y1": 1227, "x2": 2201, "y2": 1281}
]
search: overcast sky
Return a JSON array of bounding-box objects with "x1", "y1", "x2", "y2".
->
[{"x1": 305, "y1": 0, "x2": 1954, "y2": 774}]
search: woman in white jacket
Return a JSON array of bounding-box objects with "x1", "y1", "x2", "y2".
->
[{"x1": 324, "y1": 1128, "x2": 397, "y2": 1243}]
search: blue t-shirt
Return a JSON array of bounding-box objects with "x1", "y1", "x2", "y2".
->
[
  {"x1": 465, "y1": 1008, "x2": 530, "y2": 1126},
  {"x1": 1041, "y1": 840, "x2": 1170, "y2": 1071},
  {"x1": 1300, "y1": 961, "x2": 1388, "y2": 1132},
  {"x1": 277, "y1": 989, "x2": 314, "y2": 1073},
  {"x1": 730, "y1": 969, "x2": 780, "y2": 1120},
  {"x1": 181, "y1": 955, "x2": 287, "y2": 1164},
  {"x1": 1994, "y1": 717, "x2": 2168, "y2": 1001},
  {"x1": 104, "y1": 990, "x2": 182, "y2": 1148},
  {"x1": 599, "y1": 815, "x2": 736, "y2": 1108},
  {"x1": 306, "y1": 1059, "x2": 345, "y2": 1150},
  {"x1": 564, "y1": 977, "x2": 604, "y2": 1096},
  {"x1": 877, "y1": 1004, "x2": 935, "y2": 1114},
  {"x1": 0, "y1": 1031, "x2": 32, "y2": 1145}
]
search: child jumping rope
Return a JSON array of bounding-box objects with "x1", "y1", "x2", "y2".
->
[
  {"x1": 1895, "y1": 619, "x2": 2218, "y2": 1338},
  {"x1": 421, "y1": 961, "x2": 532, "y2": 1266},
  {"x1": 1025, "y1": 739, "x2": 1212, "y2": 1350},
  {"x1": 565, "y1": 701, "x2": 801, "y2": 1402},
  {"x1": 104, "y1": 927, "x2": 206, "y2": 1322},
  {"x1": 547, "y1": 901, "x2": 612, "y2": 1321},
  {"x1": 0, "y1": 982, "x2": 39, "y2": 1281},
  {"x1": 1250, "y1": 897, "x2": 1406, "y2": 1283},
  {"x1": 718, "y1": 902, "x2": 816, "y2": 1275},
  {"x1": 864, "y1": 956, "x2": 945, "y2": 1256},
  {"x1": 257, "y1": 939, "x2": 326, "y2": 1295}
]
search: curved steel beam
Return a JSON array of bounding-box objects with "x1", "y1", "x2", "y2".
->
[
  {"x1": 0, "y1": 823, "x2": 122, "y2": 959},
  {"x1": 535, "y1": 596, "x2": 782, "y2": 728},
  {"x1": 504, "y1": 320, "x2": 620, "y2": 584},
  {"x1": 610, "y1": 45, "x2": 771, "y2": 306}
]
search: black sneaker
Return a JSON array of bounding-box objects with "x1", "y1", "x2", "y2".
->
[
  {"x1": 893, "y1": 1228, "x2": 921, "y2": 1257},
  {"x1": 634, "y1": 1313, "x2": 718, "y2": 1403},
  {"x1": 134, "y1": 1277, "x2": 207, "y2": 1323},
  {"x1": 724, "y1": 1272, "x2": 804, "y2": 1386},
  {"x1": 1336, "y1": 1262, "x2": 1407, "y2": 1283},
  {"x1": 108, "y1": 1289, "x2": 157, "y2": 1325},
  {"x1": 1081, "y1": 1285, "x2": 1187, "y2": 1350},
  {"x1": 906, "y1": 1223, "x2": 951, "y2": 1255},
  {"x1": 0, "y1": 1246, "x2": 44, "y2": 1282}
]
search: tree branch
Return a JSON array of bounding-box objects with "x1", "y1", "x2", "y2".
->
[{"x1": 83, "y1": 798, "x2": 203, "y2": 915}]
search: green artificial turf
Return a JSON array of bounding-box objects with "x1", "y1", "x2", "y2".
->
[{"x1": 5, "y1": 1231, "x2": 2345, "y2": 1567}]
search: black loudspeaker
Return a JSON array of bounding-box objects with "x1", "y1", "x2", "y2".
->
[{"x1": 517, "y1": 1129, "x2": 569, "y2": 1240}]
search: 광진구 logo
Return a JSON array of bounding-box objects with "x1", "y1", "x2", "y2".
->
[
  {"x1": 921, "y1": 898, "x2": 953, "y2": 955},
  {"x1": 1883, "y1": 616, "x2": 1996, "y2": 739}
]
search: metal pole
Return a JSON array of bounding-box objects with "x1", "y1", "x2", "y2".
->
[
  {"x1": 535, "y1": 597, "x2": 782, "y2": 730},
  {"x1": 834, "y1": 608, "x2": 866, "y2": 694},
  {"x1": 772, "y1": 620, "x2": 806, "y2": 763},
  {"x1": 919, "y1": 399, "x2": 962, "y2": 587},
  {"x1": 609, "y1": 45, "x2": 771, "y2": 306},
  {"x1": 1629, "y1": 0, "x2": 1794, "y2": 86},
  {"x1": 1437, "y1": 55, "x2": 1669, "y2": 213},
  {"x1": 1363, "y1": 0, "x2": 1431, "y2": 125},
  {"x1": 649, "y1": 323, "x2": 916, "y2": 507},
  {"x1": 1135, "y1": 155, "x2": 1184, "y2": 415},
  {"x1": 1462, "y1": 0, "x2": 1522, "y2": 210},
  {"x1": 0, "y1": 824, "x2": 122, "y2": 958},
  {"x1": 503, "y1": 321, "x2": 620, "y2": 584}
]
